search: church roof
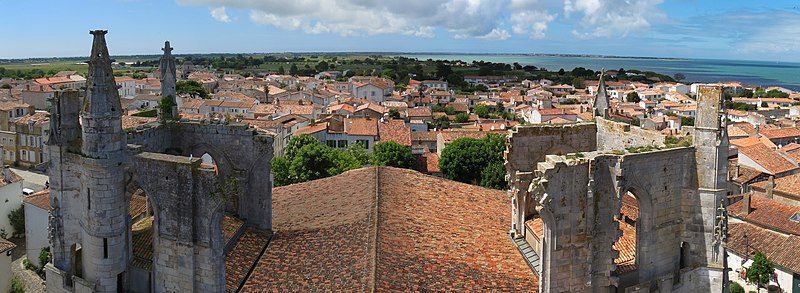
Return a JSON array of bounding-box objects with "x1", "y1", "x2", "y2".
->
[{"x1": 241, "y1": 167, "x2": 537, "y2": 291}]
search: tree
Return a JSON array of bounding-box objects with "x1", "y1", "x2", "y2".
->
[
  {"x1": 681, "y1": 117, "x2": 694, "y2": 126},
  {"x1": 347, "y1": 142, "x2": 373, "y2": 166},
  {"x1": 277, "y1": 66, "x2": 285, "y2": 75},
  {"x1": 315, "y1": 61, "x2": 330, "y2": 72},
  {"x1": 284, "y1": 134, "x2": 319, "y2": 159},
  {"x1": 326, "y1": 148, "x2": 361, "y2": 175},
  {"x1": 480, "y1": 161, "x2": 507, "y2": 190},
  {"x1": 0, "y1": 84, "x2": 12, "y2": 89},
  {"x1": 572, "y1": 77, "x2": 585, "y2": 89},
  {"x1": 289, "y1": 64, "x2": 299, "y2": 75},
  {"x1": 388, "y1": 109, "x2": 401, "y2": 119},
  {"x1": 158, "y1": 96, "x2": 177, "y2": 120},
  {"x1": 626, "y1": 92, "x2": 641, "y2": 103},
  {"x1": 8, "y1": 205, "x2": 24, "y2": 238},
  {"x1": 435, "y1": 63, "x2": 453, "y2": 79},
  {"x1": 673, "y1": 73, "x2": 686, "y2": 82},
  {"x1": 746, "y1": 251, "x2": 775, "y2": 291},
  {"x1": 289, "y1": 143, "x2": 334, "y2": 183},
  {"x1": 439, "y1": 138, "x2": 486, "y2": 184},
  {"x1": 176, "y1": 80, "x2": 209, "y2": 99},
  {"x1": 474, "y1": 104, "x2": 490, "y2": 118},
  {"x1": 373, "y1": 141, "x2": 414, "y2": 168},
  {"x1": 271, "y1": 156, "x2": 292, "y2": 187},
  {"x1": 439, "y1": 134, "x2": 507, "y2": 186},
  {"x1": 454, "y1": 113, "x2": 470, "y2": 123}
]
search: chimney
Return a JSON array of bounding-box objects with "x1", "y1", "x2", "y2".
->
[
  {"x1": 2, "y1": 165, "x2": 10, "y2": 183},
  {"x1": 766, "y1": 175, "x2": 775, "y2": 199},
  {"x1": 742, "y1": 192, "x2": 752, "y2": 215}
]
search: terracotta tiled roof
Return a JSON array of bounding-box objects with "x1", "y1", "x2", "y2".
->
[
  {"x1": 728, "y1": 195, "x2": 800, "y2": 235},
  {"x1": 225, "y1": 228, "x2": 272, "y2": 292},
  {"x1": 0, "y1": 237, "x2": 16, "y2": 254},
  {"x1": 131, "y1": 217, "x2": 154, "y2": 269},
  {"x1": 23, "y1": 189, "x2": 50, "y2": 210},
  {"x1": 378, "y1": 120, "x2": 411, "y2": 146},
  {"x1": 439, "y1": 130, "x2": 487, "y2": 143},
  {"x1": 727, "y1": 222, "x2": 800, "y2": 273},
  {"x1": 129, "y1": 192, "x2": 147, "y2": 220},
  {"x1": 222, "y1": 215, "x2": 244, "y2": 244},
  {"x1": 122, "y1": 115, "x2": 157, "y2": 130},
  {"x1": 732, "y1": 165, "x2": 763, "y2": 185},
  {"x1": 344, "y1": 117, "x2": 378, "y2": 136},
  {"x1": 295, "y1": 122, "x2": 327, "y2": 135},
  {"x1": 760, "y1": 127, "x2": 800, "y2": 139},
  {"x1": 738, "y1": 144, "x2": 798, "y2": 175},
  {"x1": 411, "y1": 131, "x2": 438, "y2": 142},
  {"x1": 242, "y1": 167, "x2": 537, "y2": 291},
  {"x1": 406, "y1": 107, "x2": 432, "y2": 117},
  {"x1": 751, "y1": 173, "x2": 800, "y2": 199},
  {"x1": 525, "y1": 217, "x2": 543, "y2": 241},
  {"x1": 613, "y1": 220, "x2": 637, "y2": 274},
  {"x1": 730, "y1": 135, "x2": 777, "y2": 149}
]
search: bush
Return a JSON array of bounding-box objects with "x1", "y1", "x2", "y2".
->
[
  {"x1": 8, "y1": 205, "x2": 24, "y2": 238},
  {"x1": 729, "y1": 281, "x2": 744, "y2": 293},
  {"x1": 10, "y1": 276, "x2": 25, "y2": 293},
  {"x1": 39, "y1": 247, "x2": 50, "y2": 271},
  {"x1": 132, "y1": 109, "x2": 158, "y2": 117}
]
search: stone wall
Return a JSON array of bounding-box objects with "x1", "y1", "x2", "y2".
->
[
  {"x1": 131, "y1": 152, "x2": 226, "y2": 293},
  {"x1": 596, "y1": 118, "x2": 666, "y2": 151}
]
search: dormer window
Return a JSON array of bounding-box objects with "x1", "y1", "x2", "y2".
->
[{"x1": 791, "y1": 212, "x2": 800, "y2": 223}]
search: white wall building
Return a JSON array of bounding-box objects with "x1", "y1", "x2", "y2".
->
[
  {"x1": 0, "y1": 167, "x2": 24, "y2": 235},
  {"x1": 23, "y1": 190, "x2": 49, "y2": 264},
  {"x1": 0, "y1": 238, "x2": 16, "y2": 293}
]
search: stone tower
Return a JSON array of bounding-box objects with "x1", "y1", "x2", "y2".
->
[
  {"x1": 159, "y1": 41, "x2": 177, "y2": 117},
  {"x1": 593, "y1": 69, "x2": 610, "y2": 119},
  {"x1": 46, "y1": 30, "x2": 131, "y2": 293}
]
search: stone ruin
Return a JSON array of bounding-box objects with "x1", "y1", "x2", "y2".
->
[
  {"x1": 506, "y1": 74, "x2": 731, "y2": 292},
  {"x1": 44, "y1": 30, "x2": 273, "y2": 293}
]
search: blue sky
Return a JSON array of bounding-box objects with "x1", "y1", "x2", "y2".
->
[{"x1": 2, "y1": 0, "x2": 799, "y2": 61}]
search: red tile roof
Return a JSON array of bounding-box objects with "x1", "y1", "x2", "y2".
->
[
  {"x1": 225, "y1": 228, "x2": 272, "y2": 292},
  {"x1": 406, "y1": 107, "x2": 432, "y2": 118},
  {"x1": 613, "y1": 219, "x2": 637, "y2": 274},
  {"x1": 738, "y1": 144, "x2": 798, "y2": 175},
  {"x1": 378, "y1": 120, "x2": 411, "y2": 146},
  {"x1": 344, "y1": 117, "x2": 378, "y2": 136},
  {"x1": 727, "y1": 222, "x2": 800, "y2": 273},
  {"x1": 0, "y1": 237, "x2": 15, "y2": 254},
  {"x1": 760, "y1": 127, "x2": 800, "y2": 139},
  {"x1": 242, "y1": 167, "x2": 537, "y2": 291},
  {"x1": 751, "y1": 173, "x2": 800, "y2": 200},
  {"x1": 23, "y1": 189, "x2": 50, "y2": 210},
  {"x1": 728, "y1": 195, "x2": 800, "y2": 236}
]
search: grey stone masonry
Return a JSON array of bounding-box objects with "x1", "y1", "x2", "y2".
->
[
  {"x1": 506, "y1": 84, "x2": 729, "y2": 292},
  {"x1": 46, "y1": 31, "x2": 274, "y2": 293}
]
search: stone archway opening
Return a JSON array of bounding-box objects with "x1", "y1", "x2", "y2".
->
[
  {"x1": 613, "y1": 191, "x2": 639, "y2": 275},
  {"x1": 200, "y1": 152, "x2": 219, "y2": 175}
]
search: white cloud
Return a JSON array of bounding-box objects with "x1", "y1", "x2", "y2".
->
[
  {"x1": 478, "y1": 28, "x2": 511, "y2": 40},
  {"x1": 563, "y1": 0, "x2": 664, "y2": 39},
  {"x1": 209, "y1": 6, "x2": 231, "y2": 23},
  {"x1": 181, "y1": 0, "x2": 507, "y2": 39},
  {"x1": 511, "y1": 10, "x2": 557, "y2": 39}
]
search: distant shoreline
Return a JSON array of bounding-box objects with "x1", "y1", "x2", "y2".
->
[{"x1": 0, "y1": 52, "x2": 698, "y2": 63}]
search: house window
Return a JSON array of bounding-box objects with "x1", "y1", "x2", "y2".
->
[
  {"x1": 337, "y1": 140, "x2": 348, "y2": 148},
  {"x1": 371, "y1": 91, "x2": 376, "y2": 96},
  {"x1": 326, "y1": 140, "x2": 336, "y2": 148},
  {"x1": 356, "y1": 140, "x2": 369, "y2": 149},
  {"x1": 20, "y1": 150, "x2": 26, "y2": 160}
]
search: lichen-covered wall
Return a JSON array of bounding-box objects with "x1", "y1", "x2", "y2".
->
[
  {"x1": 529, "y1": 147, "x2": 708, "y2": 293},
  {"x1": 596, "y1": 118, "x2": 666, "y2": 151}
]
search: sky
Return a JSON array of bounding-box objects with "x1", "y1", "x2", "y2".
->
[{"x1": 1, "y1": 0, "x2": 799, "y2": 62}]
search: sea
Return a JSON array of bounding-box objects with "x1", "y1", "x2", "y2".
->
[{"x1": 400, "y1": 54, "x2": 800, "y2": 91}]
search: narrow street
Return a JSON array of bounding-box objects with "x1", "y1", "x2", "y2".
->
[{"x1": 9, "y1": 237, "x2": 46, "y2": 292}]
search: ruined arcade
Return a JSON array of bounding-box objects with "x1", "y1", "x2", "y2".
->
[
  {"x1": 44, "y1": 31, "x2": 273, "y2": 293},
  {"x1": 506, "y1": 73, "x2": 731, "y2": 292}
]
